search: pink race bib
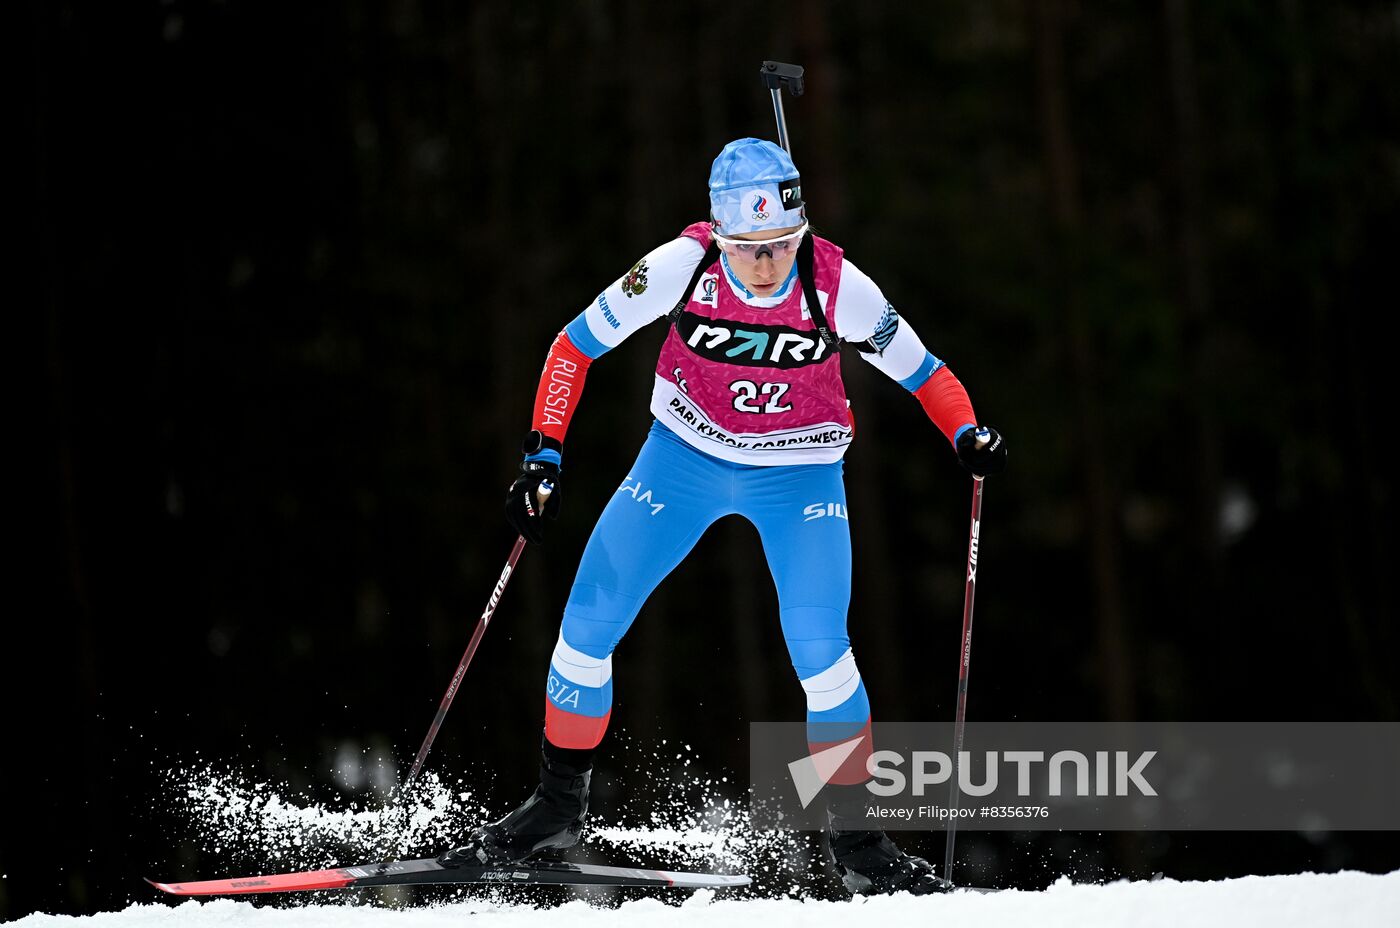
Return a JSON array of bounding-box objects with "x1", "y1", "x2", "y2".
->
[{"x1": 649, "y1": 223, "x2": 854, "y2": 465}]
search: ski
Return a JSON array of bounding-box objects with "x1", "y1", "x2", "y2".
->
[{"x1": 147, "y1": 855, "x2": 750, "y2": 895}]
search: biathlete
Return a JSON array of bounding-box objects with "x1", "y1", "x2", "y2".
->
[{"x1": 441, "y1": 138, "x2": 1007, "y2": 895}]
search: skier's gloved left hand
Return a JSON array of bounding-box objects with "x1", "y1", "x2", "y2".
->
[
  {"x1": 955, "y1": 425, "x2": 1007, "y2": 476},
  {"x1": 506, "y1": 431, "x2": 562, "y2": 544}
]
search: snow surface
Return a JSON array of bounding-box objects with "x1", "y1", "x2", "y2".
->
[
  {"x1": 12, "y1": 750, "x2": 1395, "y2": 926},
  {"x1": 8, "y1": 870, "x2": 1400, "y2": 928}
]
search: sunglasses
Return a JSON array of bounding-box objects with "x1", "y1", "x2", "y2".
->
[{"x1": 711, "y1": 222, "x2": 809, "y2": 264}]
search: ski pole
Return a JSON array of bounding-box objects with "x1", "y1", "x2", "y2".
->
[
  {"x1": 759, "y1": 61, "x2": 804, "y2": 155},
  {"x1": 942, "y1": 463, "x2": 987, "y2": 886},
  {"x1": 403, "y1": 482, "x2": 553, "y2": 787}
]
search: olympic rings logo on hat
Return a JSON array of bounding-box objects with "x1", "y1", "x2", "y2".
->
[{"x1": 750, "y1": 193, "x2": 770, "y2": 222}]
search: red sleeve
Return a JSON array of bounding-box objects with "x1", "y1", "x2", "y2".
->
[
  {"x1": 913, "y1": 366, "x2": 977, "y2": 445},
  {"x1": 531, "y1": 331, "x2": 594, "y2": 444}
]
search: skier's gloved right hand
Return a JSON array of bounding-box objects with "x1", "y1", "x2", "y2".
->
[
  {"x1": 955, "y1": 425, "x2": 1007, "y2": 476},
  {"x1": 506, "y1": 430, "x2": 562, "y2": 544}
]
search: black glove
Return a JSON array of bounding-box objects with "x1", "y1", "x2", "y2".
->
[
  {"x1": 506, "y1": 431, "x2": 562, "y2": 544},
  {"x1": 956, "y1": 426, "x2": 1007, "y2": 476}
]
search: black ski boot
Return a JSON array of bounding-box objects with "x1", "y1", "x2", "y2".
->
[
  {"x1": 824, "y1": 789, "x2": 952, "y2": 896},
  {"x1": 439, "y1": 744, "x2": 591, "y2": 866},
  {"x1": 825, "y1": 826, "x2": 952, "y2": 895}
]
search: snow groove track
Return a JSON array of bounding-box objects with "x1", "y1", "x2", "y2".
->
[
  {"x1": 9, "y1": 869, "x2": 1400, "y2": 928},
  {"x1": 144, "y1": 856, "x2": 749, "y2": 895}
]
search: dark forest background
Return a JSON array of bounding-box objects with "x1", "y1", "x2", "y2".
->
[{"x1": 14, "y1": 0, "x2": 1400, "y2": 918}]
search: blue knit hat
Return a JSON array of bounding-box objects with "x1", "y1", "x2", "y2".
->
[{"x1": 708, "y1": 138, "x2": 806, "y2": 235}]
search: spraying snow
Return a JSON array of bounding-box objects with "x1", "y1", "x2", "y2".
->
[
  {"x1": 11, "y1": 746, "x2": 1391, "y2": 926},
  {"x1": 157, "y1": 737, "x2": 810, "y2": 891}
]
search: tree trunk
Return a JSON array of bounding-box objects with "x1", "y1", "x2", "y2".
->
[
  {"x1": 1029, "y1": 0, "x2": 1135, "y2": 723},
  {"x1": 1163, "y1": 0, "x2": 1225, "y2": 575}
]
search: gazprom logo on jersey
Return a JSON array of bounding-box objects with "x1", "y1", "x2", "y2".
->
[
  {"x1": 596, "y1": 293, "x2": 621, "y2": 329},
  {"x1": 750, "y1": 193, "x2": 770, "y2": 222}
]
